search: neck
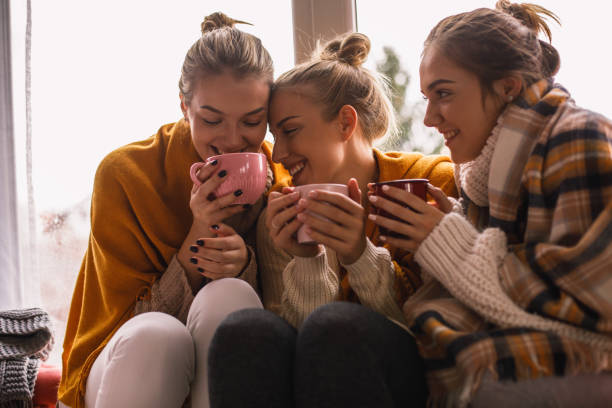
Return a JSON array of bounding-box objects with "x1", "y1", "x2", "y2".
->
[{"x1": 334, "y1": 140, "x2": 377, "y2": 204}]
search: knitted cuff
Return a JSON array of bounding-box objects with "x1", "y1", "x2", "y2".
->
[
  {"x1": 343, "y1": 238, "x2": 392, "y2": 288},
  {"x1": 281, "y1": 250, "x2": 339, "y2": 326},
  {"x1": 288, "y1": 250, "x2": 338, "y2": 298}
]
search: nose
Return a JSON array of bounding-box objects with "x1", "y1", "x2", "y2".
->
[
  {"x1": 423, "y1": 101, "x2": 442, "y2": 128},
  {"x1": 272, "y1": 137, "x2": 288, "y2": 163},
  {"x1": 221, "y1": 123, "x2": 244, "y2": 153}
]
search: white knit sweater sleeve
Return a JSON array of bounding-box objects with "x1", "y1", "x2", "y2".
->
[
  {"x1": 280, "y1": 251, "x2": 339, "y2": 328},
  {"x1": 414, "y1": 212, "x2": 512, "y2": 325},
  {"x1": 342, "y1": 238, "x2": 408, "y2": 328}
]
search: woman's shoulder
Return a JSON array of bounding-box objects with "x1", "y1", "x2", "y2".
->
[
  {"x1": 95, "y1": 120, "x2": 192, "y2": 185},
  {"x1": 545, "y1": 101, "x2": 612, "y2": 144}
]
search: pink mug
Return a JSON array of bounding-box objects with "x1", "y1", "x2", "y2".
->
[
  {"x1": 294, "y1": 183, "x2": 349, "y2": 244},
  {"x1": 190, "y1": 152, "x2": 267, "y2": 205}
]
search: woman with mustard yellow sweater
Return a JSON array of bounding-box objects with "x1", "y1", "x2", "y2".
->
[
  {"x1": 206, "y1": 32, "x2": 457, "y2": 408},
  {"x1": 58, "y1": 12, "x2": 289, "y2": 408}
]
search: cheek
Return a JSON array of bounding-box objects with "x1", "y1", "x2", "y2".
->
[{"x1": 244, "y1": 124, "x2": 268, "y2": 146}]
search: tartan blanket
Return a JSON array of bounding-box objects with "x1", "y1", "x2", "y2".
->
[
  {"x1": 0, "y1": 308, "x2": 54, "y2": 408},
  {"x1": 406, "y1": 79, "x2": 612, "y2": 407}
]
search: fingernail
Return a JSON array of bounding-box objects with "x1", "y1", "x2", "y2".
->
[
  {"x1": 308, "y1": 190, "x2": 318, "y2": 198},
  {"x1": 368, "y1": 195, "x2": 378, "y2": 202},
  {"x1": 189, "y1": 245, "x2": 198, "y2": 253},
  {"x1": 218, "y1": 170, "x2": 227, "y2": 178},
  {"x1": 368, "y1": 214, "x2": 376, "y2": 221},
  {"x1": 382, "y1": 185, "x2": 390, "y2": 191},
  {"x1": 190, "y1": 257, "x2": 198, "y2": 264},
  {"x1": 379, "y1": 235, "x2": 387, "y2": 241},
  {"x1": 210, "y1": 159, "x2": 218, "y2": 166},
  {"x1": 196, "y1": 239, "x2": 204, "y2": 246},
  {"x1": 298, "y1": 198, "x2": 307, "y2": 207},
  {"x1": 234, "y1": 189, "x2": 243, "y2": 197},
  {"x1": 211, "y1": 224, "x2": 219, "y2": 230},
  {"x1": 243, "y1": 204, "x2": 252, "y2": 209},
  {"x1": 206, "y1": 193, "x2": 216, "y2": 201},
  {"x1": 197, "y1": 267, "x2": 204, "y2": 273}
]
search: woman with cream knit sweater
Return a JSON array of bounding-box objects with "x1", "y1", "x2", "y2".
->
[
  {"x1": 206, "y1": 32, "x2": 456, "y2": 408},
  {"x1": 367, "y1": 1, "x2": 612, "y2": 407}
]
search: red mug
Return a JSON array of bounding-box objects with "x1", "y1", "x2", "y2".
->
[{"x1": 371, "y1": 179, "x2": 428, "y2": 238}]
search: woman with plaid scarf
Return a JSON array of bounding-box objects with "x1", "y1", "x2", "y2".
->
[{"x1": 367, "y1": 1, "x2": 612, "y2": 407}]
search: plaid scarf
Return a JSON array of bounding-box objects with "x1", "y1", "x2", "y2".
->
[{"x1": 405, "y1": 79, "x2": 612, "y2": 407}]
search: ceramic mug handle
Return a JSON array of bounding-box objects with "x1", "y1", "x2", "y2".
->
[{"x1": 190, "y1": 162, "x2": 206, "y2": 186}]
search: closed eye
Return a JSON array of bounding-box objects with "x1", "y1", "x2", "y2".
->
[
  {"x1": 203, "y1": 118, "x2": 221, "y2": 125},
  {"x1": 244, "y1": 120, "x2": 262, "y2": 127}
]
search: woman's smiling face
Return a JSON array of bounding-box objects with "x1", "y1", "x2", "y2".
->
[
  {"x1": 268, "y1": 86, "x2": 345, "y2": 185},
  {"x1": 419, "y1": 47, "x2": 507, "y2": 164},
  {"x1": 181, "y1": 71, "x2": 270, "y2": 160}
]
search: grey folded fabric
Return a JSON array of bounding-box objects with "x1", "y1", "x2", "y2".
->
[{"x1": 0, "y1": 308, "x2": 54, "y2": 408}]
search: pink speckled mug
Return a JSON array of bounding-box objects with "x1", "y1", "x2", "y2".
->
[
  {"x1": 294, "y1": 183, "x2": 349, "y2": 244},
  {"x1": 190, "y1": 152, "x2": 267, "y2": 205}
]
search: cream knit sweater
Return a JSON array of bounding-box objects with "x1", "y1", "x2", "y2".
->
[{"x1": 256, "y1": 210, "x2": 407, "y2": 329}]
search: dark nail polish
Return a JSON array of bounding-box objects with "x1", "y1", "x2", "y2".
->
[
  {"x1": 211, "y1": 224, "x2": 219, "y2": 230},
  {"x1": 243, "y1": 204, "x2": 251, "y2": 209},
  {"x1": 218, "y1": 170, "x2": 227, "y2": 178},
  {"x1": 196, "y1": 239, "x2": 204, "y2": 246},
  {"x1": 197, "y1": 267, "x2": 204, "y2": 273},
  {"x1": 190, "y1": 257, "x2": 198, "y2": 264},
  {"x1": 234, "y1": 189, "x2": 243, "y2": 197},
  {"x1": 206, "y1": 193, "x2": 216, "y2": 201},
  {"x1": 189, "y1": 245, "x2": 198, "y2": 253},
  {"x1": 210, "y1": 159, "x2": 218, "y2": 166}
]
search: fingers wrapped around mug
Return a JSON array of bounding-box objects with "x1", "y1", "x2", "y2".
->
[
  {"x1": 367, "y1": 185, "x2": 444, "y2": 252},
  {"x1": 190, "y1": 166, "x2": 245, "y2": 224},
  {"x1": 296, "y1": 188, "x2": 366, "y2": 265},
  {"x1": 266, "y1": 190, "x2": 320, "y2": 257},
  {"x1": 188, "y1": 223, "x2": 249, "y2": 280}
]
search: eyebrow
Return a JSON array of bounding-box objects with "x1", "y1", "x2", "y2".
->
[
  {"x1": 422, "y1": 79, "x2": 455, "y2": 93},
  {"x1": 199, "y1": 105, "x2": 266, "y2": 116},
  {"x1": 275, "y1": 115, "x2": 300, "y2": 128}
]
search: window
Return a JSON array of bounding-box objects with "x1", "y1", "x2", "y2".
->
[{"x1": 9, "y1": 0, "x2": 293, "y2": 366}]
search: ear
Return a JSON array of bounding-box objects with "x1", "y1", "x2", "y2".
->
[
  {"x1": 492, "y1": 75, "x2": 523, "y2": 103},
  {"x1": 336, "y1": 104, "x2": 358, "y2": 142},
  {"x1": 180, "y1": 94, "x2": 189, "y2": 122}
]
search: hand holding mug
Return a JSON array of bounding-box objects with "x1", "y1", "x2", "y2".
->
[
  {"x1": 367, "y1": 181, "x2": 450, "y2": 252},
  {"x1": 189, "y1": 160, "x2": 246, "y2": 227},
  {"x1": 295, "y1": 178, "x2": 366, "y2": 265},
  {"x1": 266, "y1": 187, "x2": 320, "y2": 258}
]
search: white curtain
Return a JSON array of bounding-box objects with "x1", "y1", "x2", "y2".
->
[{"x1": 0, "y1": 0, "x2": 23, "y2": 310}]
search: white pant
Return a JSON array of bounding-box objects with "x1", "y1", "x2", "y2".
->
[{"x1": 71, "y1": 278, "x2": 262, "y2": 408}]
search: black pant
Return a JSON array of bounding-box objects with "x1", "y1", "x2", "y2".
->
[{"x1": 208, "y1": 301, "x2": 428, "y2": 408}]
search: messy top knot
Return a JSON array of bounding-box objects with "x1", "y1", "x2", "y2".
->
[
  {"x1": 273, "y1": 32, "x2": 397, "y2": 144},
  {"x1": 200, "y1": 11, "x2": 252, "y2": 34},
  {"x1": 424, "y1": 2, "x2": 561, "y2": 96},
  {"x1": 179, "y1": 11, "x2": 273, "y2": 105},
  {"x1": 495, "y1": 0, "x2": 559, "y2": 42},
  {"x1": 318, "y1": 33, "x2": 371, "y2": 68}
]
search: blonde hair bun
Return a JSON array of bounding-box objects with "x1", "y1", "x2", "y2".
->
[
  {"x1": 201, "y1": 12, "x2": 252, "y2": 35},
  {"x1": 319, "y1": 32, "x2": 371, "y2": 67}
]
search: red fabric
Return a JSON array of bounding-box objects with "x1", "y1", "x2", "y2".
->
[{"x1": 33, "y1": 363, "x2": 61, "y2": 408}]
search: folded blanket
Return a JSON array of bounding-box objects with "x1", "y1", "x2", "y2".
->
[{"x1": 0, "y1": 308, "x2": 54, "y2": 408}]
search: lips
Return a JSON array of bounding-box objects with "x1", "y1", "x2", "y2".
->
[{"x1": 287, "y1": 161, "x2": 305, "y2": 177}]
